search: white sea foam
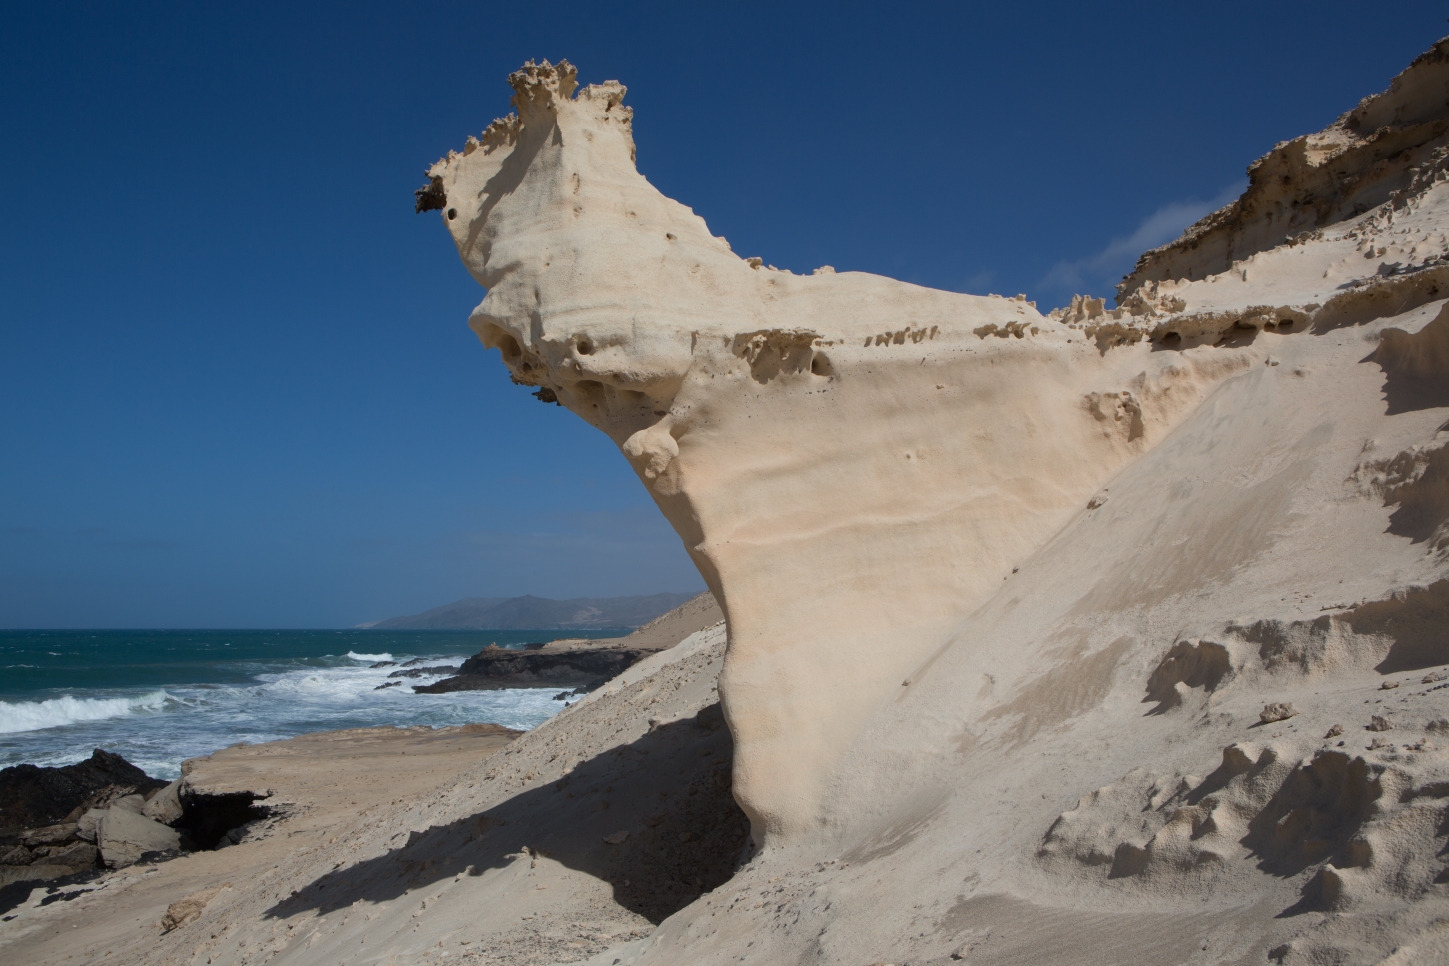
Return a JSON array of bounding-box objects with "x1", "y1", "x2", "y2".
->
[
  {"x1": 346, "y1": 651, "x2": 393, "y2": 662},
  {"x1": 0, "y1": 690, "x2": 172, "y2": 734},
  {"x1": 254, "y1": 658, "x2": 462, "y2": 703},
  {"x1": 0, "y1": 650, "x2": 563, "y2": 777}
]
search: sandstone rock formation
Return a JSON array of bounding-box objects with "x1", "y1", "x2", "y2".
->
[
  {"x1": 403, "y1": 41, "x2": 1447, "y2": 960},
  {"x1": 421, "y1": 58, "x2": 1257, "y2": 842}
]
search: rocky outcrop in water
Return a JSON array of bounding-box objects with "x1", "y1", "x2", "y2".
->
[
  {"x1": 414, "y1": 593, "x2": 722, "y2": 694},
  {"x1": 412, "y1": 645, "x2": 648, "y2": 693}
]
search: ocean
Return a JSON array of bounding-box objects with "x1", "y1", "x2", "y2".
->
[{"x1": 0, "y1": 629, "x2": 628, "y2": 780}]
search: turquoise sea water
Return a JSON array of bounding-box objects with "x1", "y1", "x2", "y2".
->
[{"x1": 0, "y1": 629, "x2": 626, "y2": 779}]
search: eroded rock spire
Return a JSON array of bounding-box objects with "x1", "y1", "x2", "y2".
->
[{"x1": 422, "y1": 61, "x2": 1276, "y2": 843}]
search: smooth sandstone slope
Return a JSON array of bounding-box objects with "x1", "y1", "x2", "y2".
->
[{"x1": 578, "y1": 591, "x2": 721, "y2": 652}]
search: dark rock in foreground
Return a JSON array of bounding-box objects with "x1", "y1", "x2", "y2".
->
[
  {"x1": 0, "y1": 749, "x2": 166, "y2": 835},
  {"x1": 0, "y1": 751, "x2": 187, "y2": 909}
]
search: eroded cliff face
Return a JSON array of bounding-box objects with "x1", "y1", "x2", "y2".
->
[
  {"x1": 423, "y1": 60, "x2": 1262, "y2": 842},
  {"x1": 1120, "y1": 39, "x2": 1449, "y2": 298}
]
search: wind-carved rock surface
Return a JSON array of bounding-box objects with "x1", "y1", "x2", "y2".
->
[
  {"x1": 394, "y1": 46, "x2": 1449, "y2": 963},
  {"x1": 423, "y1": 58, "x2": 1255, "y2": 842}
]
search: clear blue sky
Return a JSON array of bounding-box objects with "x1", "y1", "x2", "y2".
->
[{"x1": 2, "y1": 2, "x2": 1444, "y2": 628}]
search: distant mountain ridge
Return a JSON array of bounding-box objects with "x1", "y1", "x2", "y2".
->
[{"x1": 362, "y1": 593, "x2": 699, "y2": 630}]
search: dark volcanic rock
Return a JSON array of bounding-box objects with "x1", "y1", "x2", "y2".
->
[
  {"x1": 386, "y1": 665, "x2": 460, "y2": 679},
  {"x1": 412, "y1": 646, "x2": 650, "y2": 693},
  {"x1": 0, "y1": 750, "x2": 166, "y2": 835},
  {"x1": 43, "y1": 842, "x2": 98, "y2": 874},
  {"x1": 20, "y1": 824, "x2": 78, "y2": 848},
  {"x1": 0, "y1": 845, "x2": 32, "y2": 865}
]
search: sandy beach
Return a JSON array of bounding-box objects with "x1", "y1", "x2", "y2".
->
[{"x1": 0, "y1": 722, "x2": 517, "y2": 961}]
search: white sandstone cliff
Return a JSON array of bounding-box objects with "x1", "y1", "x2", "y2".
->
[
  {"x1": 413, "y1": 43, "x2": 1449, "y2": 963},
  {"x1": 423, "y1": 59, "x2": 1260, "y2": 843}
]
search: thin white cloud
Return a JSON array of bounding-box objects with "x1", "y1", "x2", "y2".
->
[
  {"x1": 961, "y1": 269, "x2": 995, "y2": 292},
  {"x1": 1038, "y1": 182, "x2": 1245, "y2": 302}
]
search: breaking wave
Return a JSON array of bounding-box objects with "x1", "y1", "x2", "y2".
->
[
  {"x1": 0, "y1": 690, "x2": 172, "y2": 735},
  {"x1": 0, "y1": 631, "x2": 585, "y2": 776},
  {"x1": 346, "y1": 651, "x2": 393, "y2": 662}
]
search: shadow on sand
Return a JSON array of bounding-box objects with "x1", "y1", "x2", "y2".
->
[{"x1": 263, "y1": 704, "x2": 749, "y2": 924}]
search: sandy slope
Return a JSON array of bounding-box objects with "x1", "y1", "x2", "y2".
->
[
  {"x1": 520, "y1": 591, "x2": 721, "y2": 655},
  {"x1": 564, "y1": 592, "x2": 721, "y2": 653},
  {"x1": 0, "y1": 724, "x2": 518, "y2": 962}
]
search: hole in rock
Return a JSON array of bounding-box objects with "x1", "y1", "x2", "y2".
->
[
  {"x1": 447, "y1": 208, "x2": 457, "y2": 221},
  {"x1": 577, "y1": 339, "x2": 594, "y2": 355},
  {"x1": 178, "y1": 789, "x2": 273, "y2": 851},
  {"x1": 495, "y1": 332, "x2": 522, "y2": 363},
  {"x1": 811, "y1": 352, "x2": 834, "y2": 377}
]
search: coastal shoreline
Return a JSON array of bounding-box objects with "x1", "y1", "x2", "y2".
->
[
  {"x1": 0, "y1": 621, "x2": 739, "y2": 966},
  {"x1": 414, "y1": 593, "x2": 722, "y2": 694},
  {"x1": 0, "y1": 629, "x2": 588, "y2": 780}
]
